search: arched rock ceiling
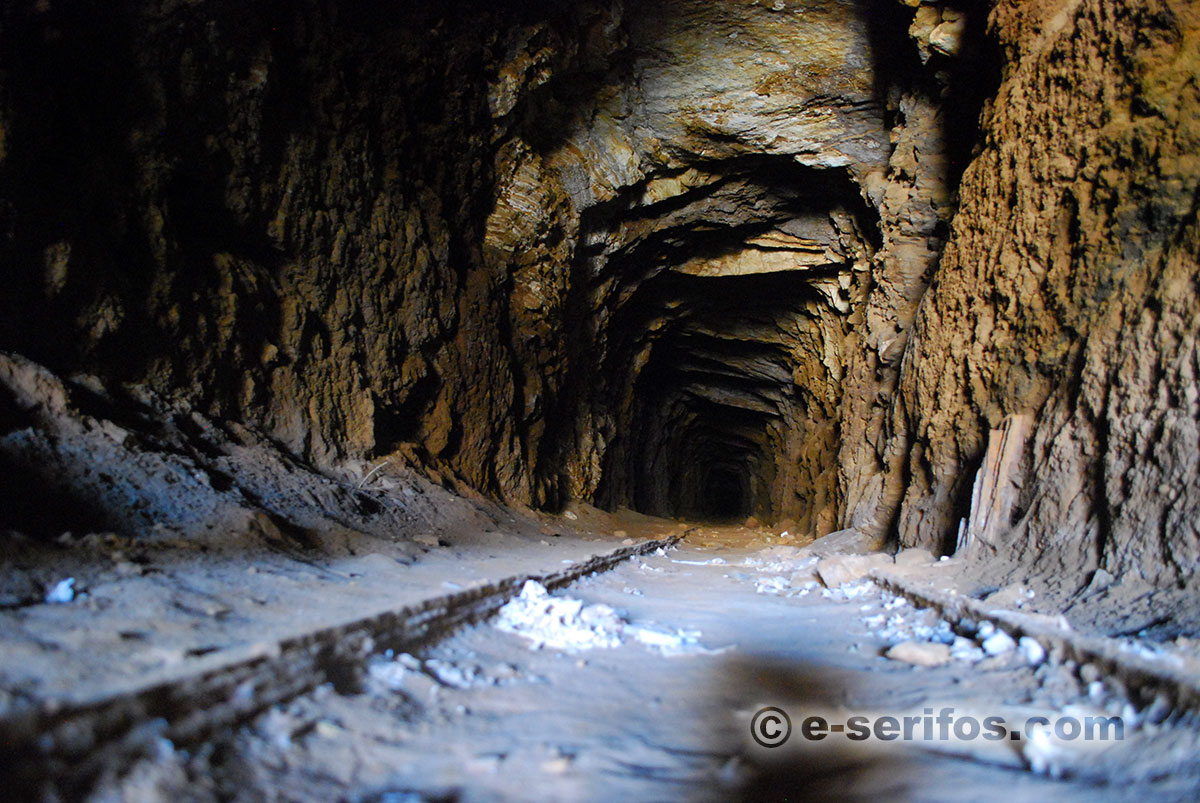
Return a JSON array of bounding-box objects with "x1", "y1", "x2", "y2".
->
[{"x1": 483, "y1": 0, "x2": 956, "y2": 527}]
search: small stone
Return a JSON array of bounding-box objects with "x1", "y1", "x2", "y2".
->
[
  {"x1": 950, "y1": 636, "x2": 984, "y2": 663},
  {"x1": 44, "y1": 578, "x2": 75, "y2": 604},
  {"x1": 981, "y1": 630, "x2": 1017, "y2": 655},
  {"x1": 397, "y1": 653, "x2": 423, "y2": 671},
  {"x1": 885, "y1": 641, "x2": 952, "y2": 667},
  {"x1": 1018, "y1": 636, "x2": 1046, "y2": 666},
  {"x1": 314, "y1": 720, "x2": 345, "y2": 738}
]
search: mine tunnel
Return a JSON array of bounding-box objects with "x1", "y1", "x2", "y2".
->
[{"x1": 2, "y1": 0, "x2": 1200, "y2": 799}]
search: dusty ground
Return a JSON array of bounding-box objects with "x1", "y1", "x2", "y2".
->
[
  {"x1": 0, "y1": 500, "x2": 688, "y2": 715},
  {"x1": 67, "y1": 521, "x2": 1200, "y2": 802}
]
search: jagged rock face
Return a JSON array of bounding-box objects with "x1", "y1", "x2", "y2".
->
[
  {"x1": 0, "y1": 0, "x2": 511, "y2": 479},
  {"x1": 879, "y1": 0, "x2": 1200, "y2": 584},
  {"x1": 487, "y1": 0, "x2": 952, "y2": 531}
]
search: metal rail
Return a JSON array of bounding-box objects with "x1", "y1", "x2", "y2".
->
[{"x1": 3, "y1": 536, "x2": 681, "y2": 799}]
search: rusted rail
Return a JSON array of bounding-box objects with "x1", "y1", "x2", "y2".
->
[{"x1": 3, "y1": 536, "x2": 680, "y2": 799}]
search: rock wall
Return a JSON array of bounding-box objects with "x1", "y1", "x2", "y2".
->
[
  {"x1": 0, "y1": 0, "x2": 582, "y2": 507},
  {"x1": 874, "y1": 0, "x2": 1200, "y2": 585}
]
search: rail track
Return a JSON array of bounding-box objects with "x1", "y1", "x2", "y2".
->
[{"x1": 2, "y1": 535, "x2": 681, "y2": 799}]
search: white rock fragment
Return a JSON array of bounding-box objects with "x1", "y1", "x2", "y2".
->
[
  {"x1": 494, "y1": 581, "x2": 623, "y2": 652},
  {"x1": 494, "y1": 580, "x2": 715, "y2": 656},
  {"x1": 880, "y1": 609, "x2": 954, "y2": 644},
  {"x1": 367, "y1": 658, "x2": 412, "y2": 691},
  {"x1": 885, "y1": 641, "x2": 952, "y2": 667},
  {"x1": 314, "y1": 720, "x2": 345, "y2": 739},
  {"x1": 754, "y1": 576, "x2": 789, "y2": 595},
  {"x1": 982, "y1": 630, "x2": 1017, "y2": 656},
  {"x1": 1019, "y1": 636, "x2": 1046, "y2": 666},
  {"x1": 425, "y1": 659, "x2": 477, "y2": 689},
  {"x1": 838, "y1": 580, "x2": 877, "y2": 599},
  {"x1": 45, "y1": 578, "x2": 75, "y2": 604},
  {"x1": 951, "y1": 636, "x2": 985, "y2": 663}
]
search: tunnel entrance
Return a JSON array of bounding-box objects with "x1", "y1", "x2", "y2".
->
[
  {"x1": 575, "y1": 160, "x2": 878, "y2": 532},
  {"x1": 594, "y1": 258, "x2": 867, "y2": 529},
  {"x1": 695, "y1": 465, "x2": 750, "y2": 522}
]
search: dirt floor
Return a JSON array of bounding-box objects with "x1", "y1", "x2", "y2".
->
[{"x1": 18, "y1": 515, "x2": 1192, "y2": 802}]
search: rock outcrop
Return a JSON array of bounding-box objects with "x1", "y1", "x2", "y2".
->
[{"x1": 878, "y1": 0, "x2": 1200, "y2": 585}]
